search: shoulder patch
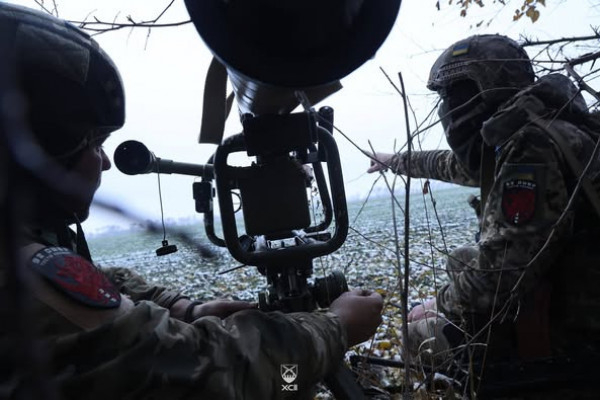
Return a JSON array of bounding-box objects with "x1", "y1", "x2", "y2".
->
[
  {"x1": 29, "y1": 247, "x2": 121, "y2": 309},
  {"x1": 501, "y1": 166, "x2": 537, "y2": 225}
]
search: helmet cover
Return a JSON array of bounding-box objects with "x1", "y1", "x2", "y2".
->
[
  {"x1": 427, "y1": 34, "x2": 534, "y2": 105},
  {"x1": 0, "y1": 3, "x2": 125, "y2": 157}
]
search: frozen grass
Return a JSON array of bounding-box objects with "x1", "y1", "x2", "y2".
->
[{"x1": 88, "y1": 185, "x2": 480, "y2": 398}]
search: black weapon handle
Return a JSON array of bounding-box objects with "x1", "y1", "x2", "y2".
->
[{"x1": 325, "y1": 364, "x2": 366, "y2": 400}]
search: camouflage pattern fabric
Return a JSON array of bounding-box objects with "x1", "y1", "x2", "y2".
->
[
  {"x1": 437, "y1": 75, "x2": 600, "y2": 334},
  {"x1": 23, "y1": 226, "x2": 191, "y2": 310},
  {"x1": 406, "y1": 246, "x2": 476, "y2": 368},
  {"x1": 401, "y1": 74, "x2": 600, "y2": 397},
  {"x1": 389, "y1": 149, "x2": 479, "y2": 187},
  {"x1": 406, "y1": 311, "x2": 453, "y2": 367},
  {"x1": 12, "y1": 237, "x2": 348, "y2": 399},
  {"x1": 102, "y1": 266, "x2": 190, "y2": 309},
  {"x1": 403, "y1": 74, "x2": 600, "y2": 362},
  {"x1": 16, "y1": 248, "x2": 347, "y2": 400}
]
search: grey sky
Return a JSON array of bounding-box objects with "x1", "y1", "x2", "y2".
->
[{"x1": 6, "y1": 0, "x2": 598, "y2": 232}]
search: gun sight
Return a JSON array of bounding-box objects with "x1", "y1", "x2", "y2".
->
[{"x1": 114, "y1": 140, "x2": 213, "y2": 178}]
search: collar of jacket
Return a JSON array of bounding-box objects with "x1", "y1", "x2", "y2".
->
[
  {"x1": 480, "y1": 93, "x2": 545, "y2": 147},
  {"x1": 481, "y1": 73, "x2": 588, "y2": 148},
  {"x1": 22, "y1": 224, "x2": 74, "y2": 248}
]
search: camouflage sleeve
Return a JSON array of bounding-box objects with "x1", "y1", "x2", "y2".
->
[
  {"x1": 48, "y1": 302, "x2": 347, "y2": 399},
  {"x1": 101, "y1": 266, "x2": 189, "y2": 308},
  {"x1": 390, "y1": 150, "x2": 479, "y2": 187},
  {"x1": 437, "y1": 126, "x2": 571, "y2": 317}
]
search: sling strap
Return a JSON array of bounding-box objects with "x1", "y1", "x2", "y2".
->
[{"x1": 199, "y1": 57, "x2": 235, "y2": 145}]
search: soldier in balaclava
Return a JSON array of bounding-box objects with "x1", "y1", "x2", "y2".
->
[
  {"x1": 374, "y1": 34, "x2": 600, "y2": 396},
  {"x1": 368, "y1": 35, "x2": 534, "y2": 185}
]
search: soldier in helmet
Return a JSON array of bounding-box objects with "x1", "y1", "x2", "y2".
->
[
  {"x1": 371, "y1": 34, "x2": 600, "y2": 394},
  {"x1": 368, "y1": 35, "x2": 534, "y2": 184},
  {"x1": 2, "y1": 4, "x2": 383, "y2": 399}
]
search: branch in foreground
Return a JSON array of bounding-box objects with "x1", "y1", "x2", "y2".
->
[
  {"x1": 34, "y1": 0, "x2": 190, "y2": 35},
  {"x1": 564, "y1": 51, "x2": 600, "y2": 102},
  {"x1": 521, "y1": 33, "x2": 600, "y2": 48},
  {"x1": 71, "y1": 19, "x2": 191, "y2": 34}
]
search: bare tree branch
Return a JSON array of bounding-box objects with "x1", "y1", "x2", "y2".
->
[
  {"x1": 521, "y1": 32, "x2": 600, "y2": 48},
  {"x1": 51, "y1": 0, "x2": 59, "y2": 17},
  {"x1": 73, "y1": 19, "x2": 191, "y2": 35},
  {"x1": 152, "y1": 0, "x2": 176, "y2": 24},
  {"x1": 565, "y1": 51, "x2": 600, "y2": 102},
  {"x1": 33, "y1": 0, "x2": 54, "y2": 16},
  {"x1": 32, "y1": 0, "x2": 191, "y2": 36}
]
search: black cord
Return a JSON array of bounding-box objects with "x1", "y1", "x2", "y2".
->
[{"x1": 156, "y1": 158, "x2": 167, "y2": 241}]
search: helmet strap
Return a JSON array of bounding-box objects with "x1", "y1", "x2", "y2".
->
[{"x1": 73, "y1": 213, "x2": 92, "y2": 262}]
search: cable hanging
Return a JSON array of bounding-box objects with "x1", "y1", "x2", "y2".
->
[{"x1": 155, "y1": 159, "x2": 178, "y2": 256}]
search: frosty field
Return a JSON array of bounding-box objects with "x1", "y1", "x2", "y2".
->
[
  {"x1": 88, "y1": 184, "x2": 480, "y2": 391},
  {"x1": 88, "y1": 185, "x2": 480, "y2": 307}
]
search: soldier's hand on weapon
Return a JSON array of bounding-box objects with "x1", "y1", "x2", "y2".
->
[
  {"x1": 330, "y1": 289, "x2": 383, "y2": 346},
  {"x1": 190, "y1": 299, "x2": 257, "y2": 320},
  {"x1": 407, "y1": 298, "x2": 437, "y2": 323}
]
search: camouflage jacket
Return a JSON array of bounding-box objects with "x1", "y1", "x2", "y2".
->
[
  {"x1": 22, "y1": 225, "x2": 189, "y2": 309},
  {"x1": 12, "y1": 240, "x2": 347, "y2": 399},
  {"x1": 434, "y1": 74, "x2": 600, "y2": 355},
  {"x1": 101, "y1": 266, "x2": 190, "y2": 309},
  {"x1": 389, "y1": 149, "x2": 479, "y2": 187}
]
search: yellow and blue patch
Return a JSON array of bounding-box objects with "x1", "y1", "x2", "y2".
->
[{"x1": 452, "y1": 43, "x2": 469, "y2": 57}]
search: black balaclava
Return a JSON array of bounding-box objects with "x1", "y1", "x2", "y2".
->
[{"x1": 437, "y1": 80, "x2": 499, "y2": 181}]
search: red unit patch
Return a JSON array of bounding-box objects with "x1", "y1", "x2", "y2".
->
[
  {"x1": 29, "y1": 247, "x2": 121, "y2": 308},
  {"x1": 502, "y1": 179, "x2": 536, "y2": 225}
]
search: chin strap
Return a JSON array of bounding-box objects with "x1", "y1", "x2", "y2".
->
[{"x1": 73, "y1": 214, "x2": 92, "y2": 263}]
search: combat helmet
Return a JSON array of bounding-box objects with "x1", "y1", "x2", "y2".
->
[
  {"x1": 0, "y1": 3, "x2": 125, "y2": 159},
  {"x1": 427, "y1": 34, "x2": 534, "y2": 106}
]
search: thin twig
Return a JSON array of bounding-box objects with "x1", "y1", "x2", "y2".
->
[
  {"x1": 565, "y1": 57, "x2": 600, "y2": 102},
  {"x1": 396, "y1": 71, "x2": 414, "y2": 397},
  {"x1": 152, "y1": 0, "x2": 176, "y2": 23},
  {"x1": 79, "y1": 20, "x2": 191, "y2": 35},
  {"x1": 50, "y1": 0, "x2": 59, "y2": 17},
  {"x1": 33, "y1": 0, "x2": 53, "y2": 15},
  {"x1": 73, "y1": 0, "x2": 187, "y2": 36},
  {"x1": 521, "y1": 33, "x2": 600, "y2": 48}
]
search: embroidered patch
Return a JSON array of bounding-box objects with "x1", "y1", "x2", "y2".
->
[
  {"x1": 29, "y1": 247, "x2": 121, "y2": 308},
  {"x1": 501, "y1": 169, "x2": 537, "y2": 225},
  {"x1": 452, "y1": 42, "x2": 469, "y2": 57}
]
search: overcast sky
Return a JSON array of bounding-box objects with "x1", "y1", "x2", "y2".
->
[{"x1": 6, "y1": 0, "x2": 599, "y2": 232}]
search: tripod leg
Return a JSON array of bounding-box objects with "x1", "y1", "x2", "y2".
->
[{"x1": 324, "y1": 363, "x2": 366, "y2": 400}]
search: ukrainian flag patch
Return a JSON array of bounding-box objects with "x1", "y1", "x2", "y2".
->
[{"x1": 452, "y1": 43, "x2": 469, "y2": 57}]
